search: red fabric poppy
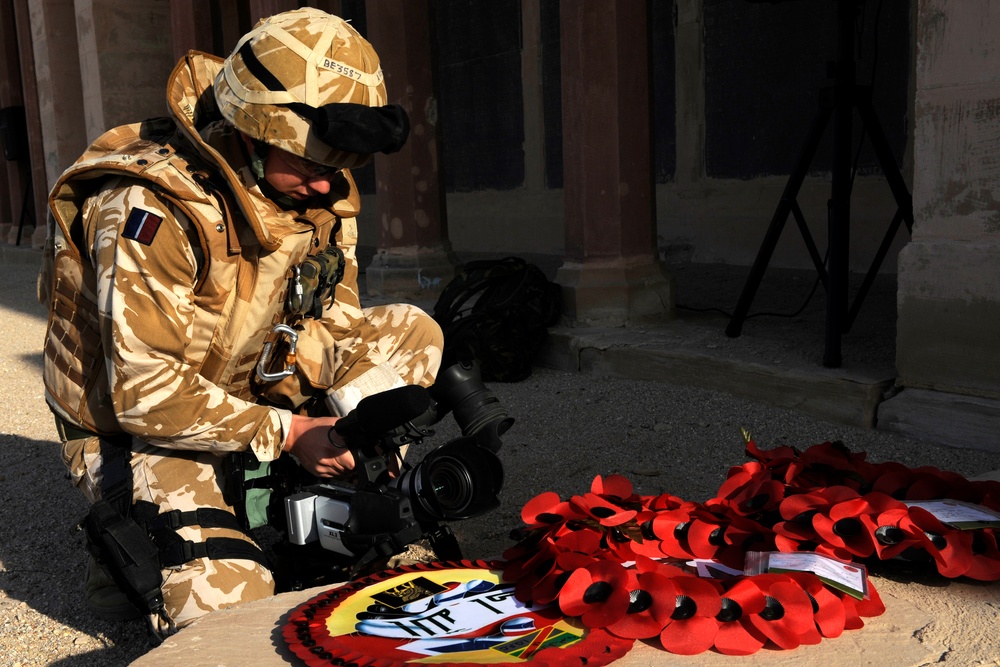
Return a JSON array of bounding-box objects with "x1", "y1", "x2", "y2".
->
[
  {"x1": 685, "y1": 513, "x2": 729, "y2": 560},
  {"x1": 601, "y1": 525, "x2": 646, "y2": 563},
  {"x1": 686, "y1": 512, "x2": 776, "y2": 569},
  {"x1": 499, "y1": 444, "x2": 1000, "y2": 659},
  {"x1": 710, "y1": 461, "x2": 786, "y2": 517},
  {"x1": 558, "y1": 560, "x2": 632, "y2": 627},
  {"x1": 905, "y1": 467, "x2": 978, "y2": 502},
  {"x1": 520, "y1": 490, "x2": 585, "y2": 530},
  {"x1": 628, "y1": 510, "x2": 674, "y2": 559},
  {"x1": 772, "y1": 486, "x2": 860, "y2": 551},
  {"x1": 867, "y1": 506, "x2": 921, "y2": 560},
  {"x1": 648, "y1": 506, "x2": 701, "y2": 559},
  {"x1": 503, "y1": 530, "x2": 558, "y2": 582},
  {"x1": 785, "y1": 441, "x2": 874, "y2": 490},
  {"x1": 841, "y1": 492, "x2": 913, "y2": 559},
  {"x1": 773, "y1": 531, "x2": 815, "y2": 553},
  {"x1": 971, "y1": 479, "x2": 1000, "y2": 511},
  {"x1": 712, "y1": 577, "x2": 768, "y2": 655},
  {"x1": 658, "y1": 575, "x2": 723, "y2": 655},
  {"x1": 590, "y1": 474, "x2": 638, "y2": 504},
  {"x1": 570, "y1": 491, "x2": 638, "y2": 527},
  {"x1": 779, "y1": 486, "x2": 861, "y2": 520},
  {"x1": 784, "y1": 571, "x2": 848, "y2": 639},
  {"x1": 812, "y1": 497, "x2": 880, "y2": 560},
  {"x1": 743, "y1": 574, "x2": 817, "y2": 650},
  {"x1": 745, "y1": 438, "x2": 798, "y2": 470},
  {"x1": 965, "y1": 529, "x2": 1000, "y2": 581},
  {"x1": 606, "y1": 570, "x2": 679, "y2": 639},
  {"x1": 641, "y1": 491, "x2": 688, "y2": 511},
  {"x1": 554, "y1": 525, "x2": 605, "y2": 557},
  {"x1": 730, "y1": 519, "x2": 777, "y2": 564},
  {"x1": 904, "y1": 506, "x2": 974, "y2": 578},
  {"x1": 525, "y1": 549, "x2": 602, "y2": 605},
  {"x1": 508, "y1": 526, "x2": 607, "y2": 604},
  {"x1": 869, "y1": 465, "x2": 918, "y2": 499},
  {"x1": 842, "y1": 579, "x2": 885, "y2": 629}
]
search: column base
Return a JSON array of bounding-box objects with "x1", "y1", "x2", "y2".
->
[
  {"x1": 897, "y1": 239, "x2": 1000, "y2": 398},
  {"x1": 6, "y1": 224, "x2": 34, "y2": 246},
  {"x1": 365, "y1": 246, "x2": 460, "y2": 300},
  {"x1": 31, "y1": 224, "x2": 47, "y2": 249},
  {"x1": 555, "y1": 258, "x2": 674, "y2": 326}
]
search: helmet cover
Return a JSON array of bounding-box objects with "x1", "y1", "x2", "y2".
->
[{"x1": 215, "y1": 8, "x2": 407, "y2": 169}]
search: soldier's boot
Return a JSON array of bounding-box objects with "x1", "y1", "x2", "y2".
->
[{"x1": 84, "y1": 556, "x2": 142, "y2": 621}]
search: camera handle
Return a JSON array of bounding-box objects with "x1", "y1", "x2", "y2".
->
[
  {"x1": 354, "y1": 447, "x2": 391, "y2": 485},
  {"x1": 347, "y1": 519, "x2": 464, "y2": 579},
  {"x1": 340, "y1": 484, "x2": 463, "y2": 578},
  {"x1": 424, "y1": 524, "x2": 463, "y2": 560}
]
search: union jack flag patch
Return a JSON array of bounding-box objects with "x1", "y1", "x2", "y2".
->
[{"x1": 122, "y1": 207, "x2": 163, "y2": 245}]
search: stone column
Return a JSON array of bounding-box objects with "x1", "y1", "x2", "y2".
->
[
  {"x1": 896, "y1": 0, "x2": 1000, "y2": 398},
  {"x1": 74, "y1": 0, "x2": 174, "y2": 140},
  {"x1": 877, "y1": 0, "x2": 1000, "y2": 450},
  {"x1": 170, "y1": 0, "x2": 215, "y2": 60},
  {"x1": 247, "y1": 0, "x2": 298, "y2": 24},
  {"x1": 554, "y1": 0, "x2": 673, "y2": 325},
  {"x1": 674, "y1": 0, "x2": 704, "y2": 186},
  {"x1": 0, "y1": 0, "x2": 26, "y2": 242},
  {"x1": 363, "y1": 0, "x2": 455, "y2": 298},
  {"x1": 28, "y1": 0, "x2": 86, "y2": 187},
  {"x1": 521, "y1": 0, "x2": 546, "y2": 192}
]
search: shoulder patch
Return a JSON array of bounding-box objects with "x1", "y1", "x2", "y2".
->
[{"x1": 123, "y1": 207, "x2": 163, "y2": 245}]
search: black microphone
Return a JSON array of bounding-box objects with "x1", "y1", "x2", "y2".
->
[{"x1": 334, "y1": 385, "x2": 431, "y2": 446}]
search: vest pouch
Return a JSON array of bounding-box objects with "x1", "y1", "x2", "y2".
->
[
  {"x1": 256, "y1": 319, "x2": 339, "y2": 409},
  {"x1": 224, "y1": 451, "x2": 279, "y2": 532},
  {"x1": 244, "y1": 458, "x2": 274, "y2": 531},
  {"x1": 83, "y1": 499, "x2": 166, "y2": 619}
]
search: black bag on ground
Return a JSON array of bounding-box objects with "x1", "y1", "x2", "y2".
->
[{"x1": 432, "y1": 257, "x2": 561, "y2": 382}]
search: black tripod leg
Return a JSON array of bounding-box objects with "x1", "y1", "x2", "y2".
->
[
  {"x1": 726, "y1": 102, "x2": 834, "y2": 338},
  {"x1": 15, "y1": 176, "x2": 33, "y2": 247},
  {"x1": 857, "y1": 90, "x2": 914, "y2": 231},
  {"x1": 847, "y1": 207, "x2": 906, "y2": 329},
  {"x1": 842, "y1": 90, "x2": 914, "y2": 332},
  {"x1": 791, "y1": 199, "x2": 829, "y2": 286}
]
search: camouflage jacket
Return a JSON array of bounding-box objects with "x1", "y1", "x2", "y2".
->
[{"x1": 41, "y1": 51, "x2": 383, "y2": 461}]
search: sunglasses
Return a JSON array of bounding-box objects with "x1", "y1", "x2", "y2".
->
[{"x1": 280, "y1": 150, "x2": 342, "y2": 179}]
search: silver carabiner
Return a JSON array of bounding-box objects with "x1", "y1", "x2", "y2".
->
[{"x1": 257, "y1": 324, "x2": 299, "y2": 382}]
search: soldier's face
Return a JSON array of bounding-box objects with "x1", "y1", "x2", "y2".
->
[{"x1": 264, "y1": 148, "x2": 341, "y2": 201}]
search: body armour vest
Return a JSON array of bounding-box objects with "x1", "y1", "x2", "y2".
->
[
  {"x1": 43, "y1": 118, "x2": 351, "y2": 435},
  {"x1": 41, "y1": 52, "x2": 366, "y2": 442}
]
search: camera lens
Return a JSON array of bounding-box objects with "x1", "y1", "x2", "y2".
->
[
  {"x1": 393, "y1": 436, "x2": 503, "y2": 522},
  {"x1": 425, "y1": 455, "x2": 475, "y2": 515}
]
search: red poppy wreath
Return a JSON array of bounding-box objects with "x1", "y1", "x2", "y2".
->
[{"x1": 498, "y1": 435, "x2": 1000, "y2": 656}]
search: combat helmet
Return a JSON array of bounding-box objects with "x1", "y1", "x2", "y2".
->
[{"x1": 215, "y1": 8, "x2": 408, "y2": 170}]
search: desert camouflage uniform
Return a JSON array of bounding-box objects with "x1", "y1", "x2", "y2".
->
[{"x1": 41, "y1": 23, "x2": 441, "y2": 637}]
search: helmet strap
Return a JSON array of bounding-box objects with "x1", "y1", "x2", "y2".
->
[
  {"x1": 243, "y1": 139, "x2": 301, "y2": 210},
  {"x1": 248, "y1": 140, "x2": 268, "y2": 180}
]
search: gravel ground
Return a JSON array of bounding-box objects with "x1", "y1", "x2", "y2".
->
[{"x1": 4, "y1": 249, "x2": 1000, "y2": 666}]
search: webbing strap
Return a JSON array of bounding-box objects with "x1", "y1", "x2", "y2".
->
[
  {"x1": 97, "y1": 435, "x2": 135, "y2": 516},
  {"x1": 145, "y1": 507, "x2": 247, "y2": 533},
  {"x1": 159, "y1": 537, "x2": 271, "y2": 570},
  {"x1": 134, "y1": 500, "x2": 274, "y2": 572}
]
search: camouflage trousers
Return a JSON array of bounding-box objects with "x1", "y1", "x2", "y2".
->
[{"x1": 61, "y1": 304, "x2": 442, "y2": 638}]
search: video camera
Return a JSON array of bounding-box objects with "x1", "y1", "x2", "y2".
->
[{"x1": 278, "y1": 361, "x2": 513, "y2": 584}]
